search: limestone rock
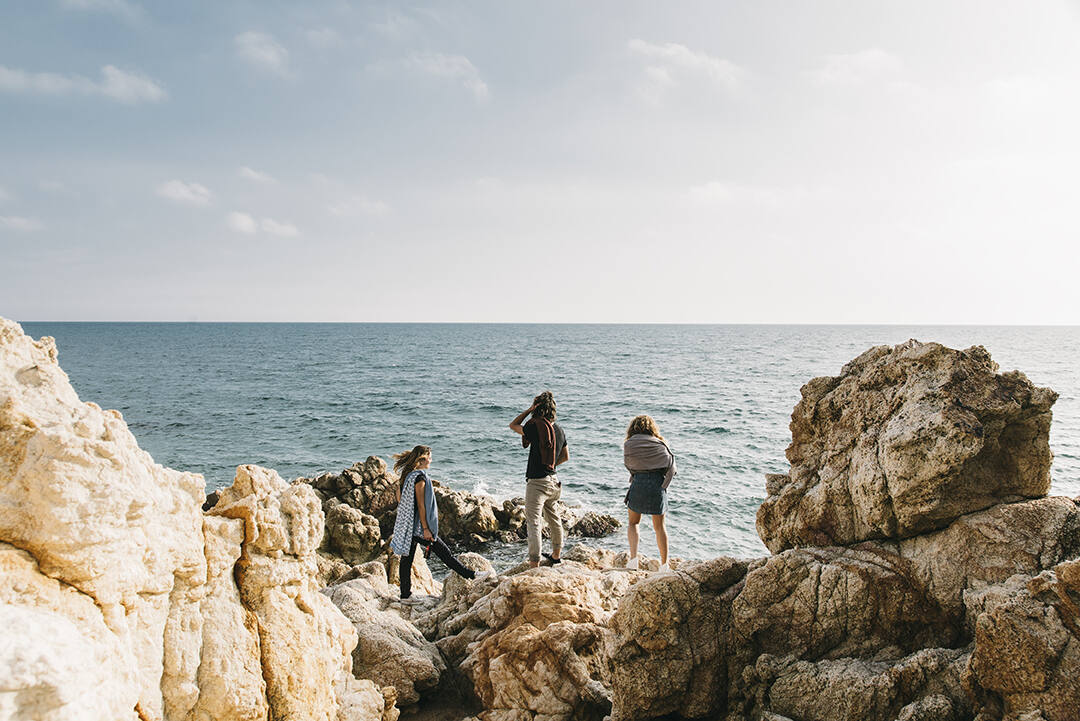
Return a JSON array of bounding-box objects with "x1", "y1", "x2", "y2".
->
[
  {"x1": 751, "y1": 648, "x2": 970, "y2": 721},
  {"x1": 0, "y1": 542, "x2": 138, "y2": 721},
  {"x1": 211, "y1": 464, "x2": 361, "y2": 721},
  {"x1": 731, "y1": 545, "x2": 957, "y2": 662},
  {"x1": 444, "y1": 564, "x2": 633, "y2": 721},
  {"x1": 324, "y1": 501, "x2": 384, "y2": 566},
  {"x1": 898, "y1": 496, "x2": 1080, "y2": 625},
  {"x1": 570, "y1": 512, "x2": 621, "y2": 538},
  {"x1": 606, "y1": 557, "x2": 748, "y2": 721},
  {"x1": 969, "y1": 559, "x2": 1080, "y2": 721},
  {"x1": 0, "y1": 317, "x2": 206, "y2": 721},
  {"x1": 186, "y1": 516, "x2": 267, "y2": 721},
  {"x1": 432, "y1": 485, "x2": 501, "y2": 543},
  {"x1": 324, "y1": 568, "x2": 447, "y2": 706},
  {"x1": 758, "y1": 341, "x2": 1057, "y2": 552}
]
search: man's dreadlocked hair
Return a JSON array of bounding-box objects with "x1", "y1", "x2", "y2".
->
[{"x1": 531, "y1": 391, "x2": 556, "y2": 421}]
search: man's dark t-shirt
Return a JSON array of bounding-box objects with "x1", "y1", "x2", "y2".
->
[{"x1": 522, "y1": 418, "x2": 567, "y2": 479}]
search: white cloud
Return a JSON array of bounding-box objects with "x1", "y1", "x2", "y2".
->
[
  {"x1": 238, "y1": 166, "x2": 276, "y2": 184},
  {"x1": 235, "y1": 32, "x2": 290, "y2": 76},
  {"x1": 406, "y1": 53, "x2": 489, "y2": 101},
  {"x1": 628, "y1": 39, "x2": 744, "y2": 99},
  {"x1": 0, "y1": 64, "x2": 165, "y2": 104},
  {"x1": 226, "y1": 211, "x2": 258, "y2": 234},
  {"x1": 0, "y1": 215, "x2": 44, "y2": 232},
  {"x1": 260, "y1": 218, "x2": 299, "y2": 236},
  {"x1": 39, "y1": 180, "x2": 66, "y2": 193},
  {"x1": 327, "y1": 194, "x2": 390, "y2": 217},
  {"x1": 809, "y1": 48, "x2": 904, "y2": 86},
  {"x1": 156, "y1": 179, "x2": 212, "y2": 206},
  {"x1": 0, "y1": 186, "x2": 10, "y2": 202}
]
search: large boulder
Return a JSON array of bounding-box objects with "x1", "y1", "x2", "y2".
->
[{"x1": 758, "y1": 341, "x2": 1057, "y2": 552}]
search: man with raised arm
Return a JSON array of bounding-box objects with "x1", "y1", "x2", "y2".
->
[{"x1": 509, "y1": 391, "x2": 569, "y2": 568}]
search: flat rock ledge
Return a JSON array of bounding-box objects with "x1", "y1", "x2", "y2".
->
[{"x1": 2, "y1": 321, "x2": 1078, "y2": 721}]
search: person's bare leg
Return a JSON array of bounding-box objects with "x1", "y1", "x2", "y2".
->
[
  {"x1": 627, "y1": 510, "x2": 641, "y2": 560},
  {"x1": 651, "y1": 513, "x2": 668, "y2": 565}
]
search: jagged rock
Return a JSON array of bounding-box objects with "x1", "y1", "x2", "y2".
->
[
  {"x1": 758, "y1": 341, "x2": 1057, "y2": 552},
  {"x1": 749, "y1": 648, "x2": 970, "y2": 721},
  {"x1": 606, "y1": 558, "x2": 748, "y2": 721},
  {"x1": 336, "y1": 679, "x2": 400, "y2": 721},
  {"x1": 324, "y1": 565, "x2": 446, "y2": 706},
  {"x1": 441, "y1": 564, "x2": 633, "y2": 721},
  {"x1": 411, "y1": 552, "x2": 497, "y2": 645},
  {"x1": 185, "y1": 516, "x2": 267, "y2": 721},
  {"x1": 898, "y1": 496, "x2": 1080, "y2": 625},
  {"x1": 563, "y1": 544, "x2": 619, "y2": 571},
  {"x1": 0, "y1": 542, "x2": 137, "y2": 720},
  {"x1": 0, "y1": 318, "x2": 207, "y2": 721},
  {"x1": 432, "y1": 485, "x2": 501, "y2": 543},
  {"x1": 209, "y1": 464, "x2": 362, "y2": 721},
  {"x1": 731, "y1": 545, "x2": 957, "y2": 663},
  {"x1": 495, "y1": 498, "x2": 528, "y2": 538},
  {"x1": 324, "y1": 500, "x2": 384, "y2": 566},
  {"x1": 969, "y1": 559, "x2": 1080, "y2": 721},
  {"x1": 570, "y1": 512, "x2": 621, "y2": 538}
]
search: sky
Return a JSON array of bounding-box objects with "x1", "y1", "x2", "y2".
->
[{"x1": 1, "y1": 0, "x2": 1079, "y2": 323}]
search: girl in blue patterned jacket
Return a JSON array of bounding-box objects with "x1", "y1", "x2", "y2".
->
[{"x1": 389, "y1": 445, "x2": 489, "y2": 602}]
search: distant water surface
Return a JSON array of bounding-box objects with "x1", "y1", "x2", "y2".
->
[{"x1": 21, "y1": 323, "x2": 1080, "y2": 562}]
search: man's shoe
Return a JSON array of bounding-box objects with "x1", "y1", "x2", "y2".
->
[
  {"x1": 542, "y1": 552, "x2": 562, "y2": 565},
  {"x1": 473, "y1": 570, "x2": 496, "y2": 581},
  {"x1": 399, "y1": 595, "x2": 429, "y2": 605},
  {"x1": 625, "y1": 556, "x2": 639, "y2": 570}
]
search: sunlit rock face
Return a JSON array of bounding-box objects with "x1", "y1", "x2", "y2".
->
[
  {"x1": 758, "y1": 340, "x2": 1056, "y2": 552},
  {"x1": 0, "y1": 317, "x2": 383, "y2": 721}
]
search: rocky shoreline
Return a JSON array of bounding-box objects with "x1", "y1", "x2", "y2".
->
[{"x1": 2, "y1": 317, "x2": 1078, "y2": 721}]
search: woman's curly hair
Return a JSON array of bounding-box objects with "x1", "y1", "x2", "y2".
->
[
  {"x1": 626, "y1": 414, "x2": 664, "y2": 442},
  {"x1": 531, "y1": 391, "x2": 557, "y2": 421}
]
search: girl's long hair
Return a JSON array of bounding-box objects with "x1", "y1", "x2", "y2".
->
[
  {"x1": 531, "y1": 391, "x2": 557, "y2": 421},
  {"x1": 626, "y1": 415, "x2": 664, "y2": 442},
  {"x1": 393, "y1": 445, "x2": 431, "y2": 490}
]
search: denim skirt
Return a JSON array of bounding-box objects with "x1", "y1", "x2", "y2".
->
[{"x1": 625, "y1": 470, "x2": 668, "y2": 515}]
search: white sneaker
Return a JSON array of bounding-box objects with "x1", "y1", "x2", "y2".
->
[
  {"x1": 473, "y1": 571, "x2": 495, "y2": 582},
  {"x1": 658, "y1": 562, "x2": 671, "y2": 573},
  {"x1": 625, "y1": 556, "x2": 639, "y2": 570},
  {"x1": 399, "y1": 595, "x2": 429, "y2": 605}
]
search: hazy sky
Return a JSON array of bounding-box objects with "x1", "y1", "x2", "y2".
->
[{"x1": 2, "y1": 1, "x2": 1078, "y2": 322}]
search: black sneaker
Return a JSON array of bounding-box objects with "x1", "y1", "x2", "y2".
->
[{"x1": 542, "y1": 552, "x2": 562, "y2": 565}]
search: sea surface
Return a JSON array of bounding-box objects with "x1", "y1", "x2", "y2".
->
[{"x1": 20, "y1": 323, "x2": 1080, "y2": 565}]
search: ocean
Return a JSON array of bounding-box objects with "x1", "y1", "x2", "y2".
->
[{"x1": 20, "y1": 323, "x2": 1080, "y2": 564}]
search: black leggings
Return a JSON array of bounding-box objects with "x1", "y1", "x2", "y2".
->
[{"x1": 399, "y1": 535, "x2": 475, "y2": 598}]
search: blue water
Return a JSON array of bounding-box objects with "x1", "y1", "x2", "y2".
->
[{"x1": 19, "y1": 323, "x2": 1080, "y2": 561}]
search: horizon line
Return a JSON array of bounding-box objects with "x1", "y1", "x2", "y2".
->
[{"x1": 15, "y1": 319, "x2": 1080, "y2": 328}]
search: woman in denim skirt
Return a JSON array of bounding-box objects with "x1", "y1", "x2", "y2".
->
[{"x1": 622, "y1": 415, "x2": 677, "y2": 571}]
